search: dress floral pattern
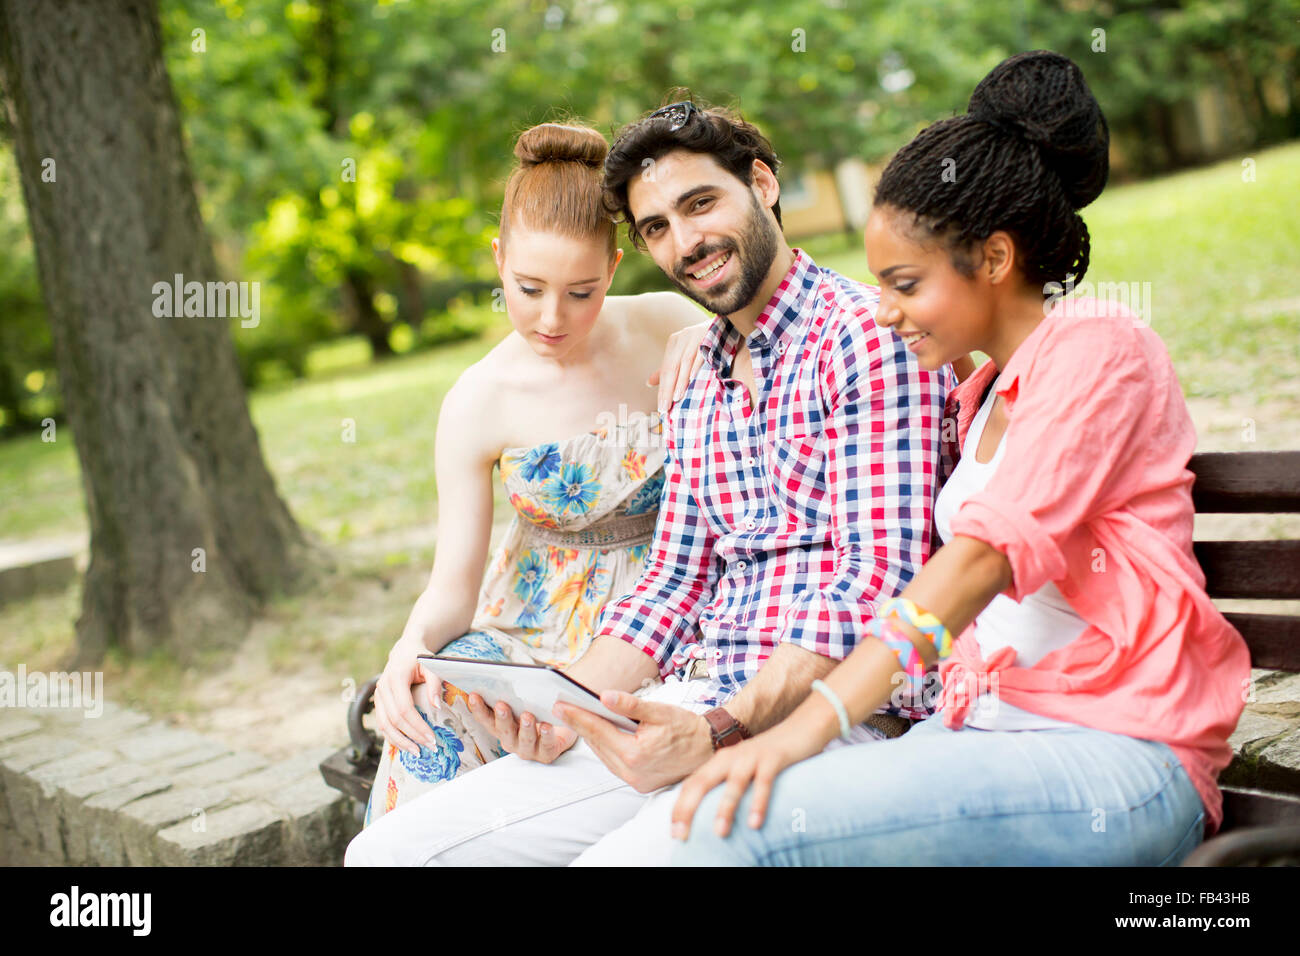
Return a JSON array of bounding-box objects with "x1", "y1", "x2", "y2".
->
[{"x1": 363, "y1": 409, "x2": 667, "y2": 826}]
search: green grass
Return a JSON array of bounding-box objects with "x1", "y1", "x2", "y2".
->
[
  {"x1": 0, "y1": 307, "x2": 516, "y2": 545},
  {"x1": 0, "y1": 428, "x2": 87, "y2": 540},
  {"x1": 246, "y1": 321, "x2": 514, "y2": 545}
]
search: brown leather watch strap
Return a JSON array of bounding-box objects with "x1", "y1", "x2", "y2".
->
[
  {"x1": 704, "y1": 707, "x2": 750, "y2": 750},
  {"x1": 862, "y1": 713, "x2": 916, "y2": 740}
]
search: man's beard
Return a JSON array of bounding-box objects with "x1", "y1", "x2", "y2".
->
[{"x1": 669, "y1": 193, "x2": 780, "y2": 317}]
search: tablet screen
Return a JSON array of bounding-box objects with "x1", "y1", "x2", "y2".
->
[{"x1": 416, "y1": 656, "x2": 639, "y2": 733}]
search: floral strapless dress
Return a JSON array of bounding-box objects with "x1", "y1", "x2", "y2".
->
[{"x1": 363, "y1": 409, "x2": 667, "y2": 826}]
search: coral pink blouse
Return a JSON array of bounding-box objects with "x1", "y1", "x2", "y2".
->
[{"x1": 938, "y1": 297, "x2": 1250, "y2": 834}]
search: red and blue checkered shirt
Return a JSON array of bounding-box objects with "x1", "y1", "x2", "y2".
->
[{"x1": 593, "y1": 250, "x2": 953, "y2": 719}]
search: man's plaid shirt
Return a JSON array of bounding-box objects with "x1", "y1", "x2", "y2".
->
[{"x1": 593, "y1": 250, "x2": 952, "y2": 719}]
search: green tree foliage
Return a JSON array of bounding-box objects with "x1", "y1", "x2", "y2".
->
[
  {"x1": 1, "y1": 0, "x2": 1295, "y2": 432},
  {"x1": 0, "y1": 146, "x2": 55, "y2": 432}
]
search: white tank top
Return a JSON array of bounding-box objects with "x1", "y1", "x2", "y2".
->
[{"x1": 932, "y1": 380, "x2": 1082, "y2": 731}]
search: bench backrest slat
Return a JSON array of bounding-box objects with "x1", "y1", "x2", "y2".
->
[
  {"x1": 1186, "y1": 450, "x2": 1298, "y2": 678},
  {"x1": 1189, "y1": 451, "x2": 1300, "y2": 513},
  {"x1": 1192, "y1": 540, "x2": 1300, "y2": 600},
  {"x1": 1223, "y1": 613, "x2": 1300, "y2": 671}
]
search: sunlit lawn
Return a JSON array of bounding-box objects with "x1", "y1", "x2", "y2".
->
[{"x1": 0, "y1": 310, "x2": 515, "y2": 545}]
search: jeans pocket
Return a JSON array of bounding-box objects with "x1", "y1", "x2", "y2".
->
[{"x1": 1158, "y1": 809, "x2": 1206, "y2": 866}]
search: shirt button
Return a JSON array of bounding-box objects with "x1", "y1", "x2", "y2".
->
[
  {"x1": 747, "y1": 456, "x2": 757, "y2": 467},
  {"x1": 778, "y1": 342, "x2": 786, "y2": 354},
  {"x1": 737, "y1": 560, "x2": 747, "y2": 571},
  {"x1": 745, "y1": 518, "x2": 757, "y2": 530}
]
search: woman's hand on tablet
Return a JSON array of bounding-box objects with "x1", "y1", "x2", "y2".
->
[
  {"x1": 466, "y1": 695, "x2": 578, "y2": 763},
  {"x1": 372, "y1": 638, "x2": 441, "y2": 756}
]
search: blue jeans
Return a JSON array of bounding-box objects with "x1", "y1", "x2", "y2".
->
[{"x1": 672, "y1": 712, "x2": 1206, "y2": 866}]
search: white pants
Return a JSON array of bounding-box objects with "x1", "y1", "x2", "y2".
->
[{"x1": 343, "y1": 678, "x2": 884, "y2": 866}]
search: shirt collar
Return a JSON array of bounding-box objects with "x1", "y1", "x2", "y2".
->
[
  {"x1": 951, "y1": 296, "x2": 1085, "y2": 439},
  {"x1": 991, "y1": 296, "x2": 1091, "y2": 412},
  {"x1": 697, "y1": 248, "x2": 818, "y2": 374}
]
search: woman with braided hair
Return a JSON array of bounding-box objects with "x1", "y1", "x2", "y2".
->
[{"x1": 668, "y1": 51, "x2": 1250, "y2": 865}]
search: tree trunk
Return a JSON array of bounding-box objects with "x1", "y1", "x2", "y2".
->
[
  {"x1": 0, "y1": 0, "x2": 318, "y2": 665},
  {"x1": 342, "y1": 267, "x2": 393, "y2": 359},
  {"x1": 396, "y1": 258, "x2": 424, "y2": 331},
  {"x1": 1146, "y1": 100, "x2": 1182, "y2": 172}
]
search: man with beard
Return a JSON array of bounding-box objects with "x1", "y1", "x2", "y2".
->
[{"x1": 345, "y1": 100, "x2": 954, "y2": 866}]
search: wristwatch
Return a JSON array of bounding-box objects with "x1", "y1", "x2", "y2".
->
[{"x1": 703, "y1": 707, "x2": 751, "y2": 751}]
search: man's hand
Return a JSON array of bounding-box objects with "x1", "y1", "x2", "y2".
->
[
  {"x1": 466, "y1": 694, "x2": 577, "y2": 764},
  {"x1": 554, "y1": 690, "x2": 714, "y2": 793},
  {"x1": 648, "y1": 322, "x2": 709, "y2": 412}
]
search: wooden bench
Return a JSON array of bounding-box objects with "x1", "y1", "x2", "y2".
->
[
  {"x1": 319, "y1": 451, "x2": 1300, "y2": 862},
  {"x1": 1181, "y1": 450, "x2": 1300, "y2": 865}
]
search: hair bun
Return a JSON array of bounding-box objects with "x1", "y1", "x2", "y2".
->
[
  {"x1": 967, "y1": 50, "x2": 1109, "y2": 209},
  {"x1": 515, "y1": 123, "x2": 609, "y2": 170}
]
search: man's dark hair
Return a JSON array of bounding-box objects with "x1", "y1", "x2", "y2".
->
[{"x1": 603, "y1": 92, "x2": 782, "y2": 251}]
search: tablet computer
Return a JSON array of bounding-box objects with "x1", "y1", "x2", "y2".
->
[{"x1": 416, "y1": 656, "x2": 639, "y2": 733}]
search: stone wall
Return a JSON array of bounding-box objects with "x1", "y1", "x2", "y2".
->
[
  {"x1": 0, "y1": 702, "x2": 360, "y2": 866},
  {"x1": 1222, "y1": 669, "x2": 1300, "y2": 794}
]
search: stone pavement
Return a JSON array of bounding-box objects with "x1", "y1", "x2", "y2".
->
[{"x1": 0, "y1": 700, "x2": 359, "y2": 866}]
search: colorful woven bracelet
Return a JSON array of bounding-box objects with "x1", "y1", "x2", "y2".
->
[
  {"x1": 880, "y1": 597, "x2": 953, "y2": 659},
  {"x1": 876, "y1": 619, "x2": 926, "y2": 689},
  {"x1": 870, "y1": 597, "x2": 954, "y2": 688}
]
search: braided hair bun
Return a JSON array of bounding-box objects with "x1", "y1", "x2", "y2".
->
[
  {"x1": 874, "y1": 50, "x2": 1109, "y2": 289},
  {"x1": 966, "y1": 50, "x2": 1109, "y2": 210}
]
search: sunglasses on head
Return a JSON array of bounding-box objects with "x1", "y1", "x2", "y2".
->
[{"x1": 648, "y1": 100, "x2": 699, "y2": 132}]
